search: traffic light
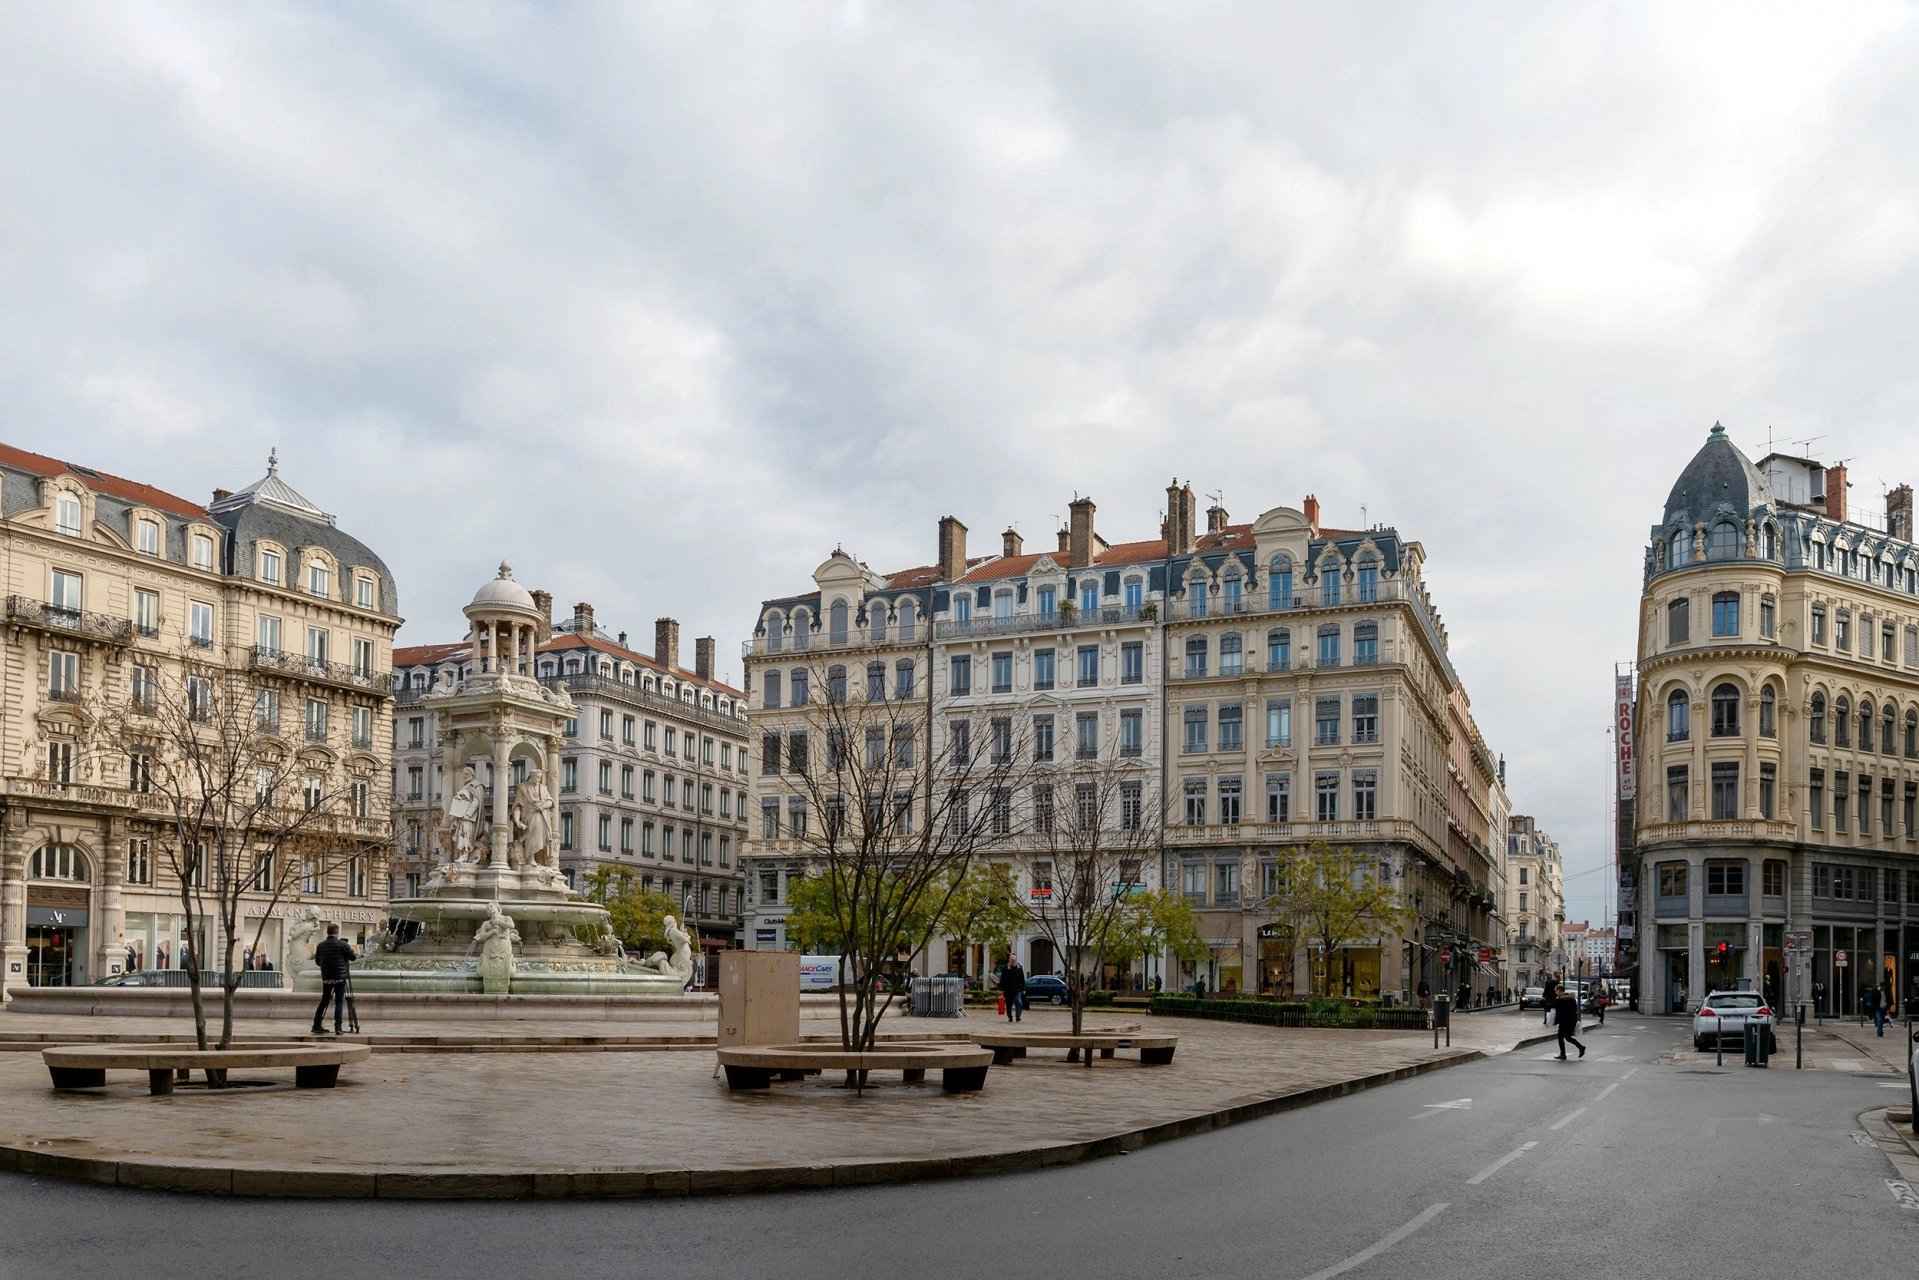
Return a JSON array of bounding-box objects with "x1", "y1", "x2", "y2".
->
[{"x1": 1716, "y1": 941, "x2": 1729, "y2": 959}]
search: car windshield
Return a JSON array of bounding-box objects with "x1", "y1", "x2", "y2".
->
[{"x1": 1706, "y1": 994, "x2": 1760, "y2": 1009}]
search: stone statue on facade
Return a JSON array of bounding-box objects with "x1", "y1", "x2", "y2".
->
[
  {"x1": 519, "y1": 767, "x2": 558, "y2": 869},
  {"x1": 633, "y1": 915, "x2": 695, "y2": 987},
  {"x1": 1692, "y1": 523, "x2": 1707, "y2": 560},
  {"x1": 444, "y1": 766, "x2": 484, "y2": 863},
  {"x1": 474, "y1": 901, "x2": 520, "y2": 994}
]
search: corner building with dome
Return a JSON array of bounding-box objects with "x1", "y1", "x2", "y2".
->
[{"x1": 1631, "y1": 424, "x2": 1919, "y2": 1017}]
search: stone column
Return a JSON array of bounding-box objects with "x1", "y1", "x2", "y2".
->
[
  {"x1": 489, "y1": 734, "x2": 511, "y2": 868},
  {"x1": 94, "y1": 819, "x2": 128, "y2": 980},
  {"x1": 0, "y1": 834, "x2": 27, "y2": 1002}
]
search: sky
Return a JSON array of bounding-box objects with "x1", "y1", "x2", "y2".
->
[{"x1": 6, "y1": 2, "x2": 1919, "y2": 925}]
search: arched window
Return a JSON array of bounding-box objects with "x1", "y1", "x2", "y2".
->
[
  {"x1": 764, "y1": 671, "x2": 782, "y2": 709},
  {"x1": 1269, "y1": 556, "x2": 1294, "y2": 609},
  {"x1": 1671, "y1": 530, "x2": 1690, "y2": 567},
  {"x1": 1188, "y1": 575, "x2": 1209, "y2": 618},
  {"x1": 1810, "y1": 692, "x2": 1826, "y2": 743},
  {"x1": 1222, "y1": 572, "x2": 1243, "y2": 613},
  {"x1": 1906, "y1": 708, "x2": 1917, "y2": 757},
  {"x1": 870, "y1": 605, "x2": 887, "y2": 642},
  {"x1": 1763, "y1": 523, "x2": 1777, "y2": 561},
  {"x1": 1882, "y1": 704, "x2": 1896, "y2": 756},
  {"x1": 826, "y1": 665, "x2": 847, "y2": 704},
  {"x1": 829, "y1": 600, "x2": 849, "y2": 644},
  {"x1": 1859, "y1": 700, "x2": 1875, "y2": 752},
  {"x1": 1667, "y1": 689, "x2": 1690, "y2": 742},
  {"x1": 29, "y1": 844, "x2": 89, "y2": 882},
  {"x1": 1316, "y1": 623, "x2": 1342, "y2": 667},
  {"x1": 866, "y1": 662, "x2": 886, "y2": 701},
  {"x1": 539, "y1": 661, "x2": 555, "y2": 678},
  {"x1": 1708, "y1": 521, "x2": 1741, "y2": 560},
  {"x1": 1710, "y1": 683, "x2": 1740, "y2": 737},
  {"x1": 1080, "y1": 580, "x2": 1100, "y2": 614},
  {"x1": 1356, "y1": 557, "x2": 1379, "y2": 603},
  {"x1": 1321, "y1": 563, "x2": 1342, "y2": 606},
  {"x1": 765, "y1": 610, "x2": 785, "y2": 653},
  {"x1": 1667, "y1": 598, "x2": 1690, "y2": 645},
  {"x1": 1267, "y1": 628, "x2": 1291, "y2": 671},
  {"x1": 897, "y1": 597, "x2": 917, "y2": 634},
  {"x1": 793, "y1": 609, "x2": 811, "y2": 650},
  {"x1": 1834, "y1": 695, "x2": 1851, "y2": 747},
  {"x1": 1759, "y1": 686, "x2": 1776, "y2": 738},
  {"x1": 1220, "y1": 633, "x2": 1243, "y2": 675},
  {"x1": 1184, "y1": 636, "x2": 1208, "y2": 677}
]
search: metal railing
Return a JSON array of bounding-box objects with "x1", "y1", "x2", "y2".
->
[
  {"x1": 537, "y1": 673, "x2": 747, "y2": 734},
  {"x1": 744, "y1": 623, "x2": 928, "y2": 657},
  {"x1": 5, "y1": 596, "x2": 133, "y2": 645},
  {"x1": 250, "y1": 645, "x2": 395, "y2": 697}
]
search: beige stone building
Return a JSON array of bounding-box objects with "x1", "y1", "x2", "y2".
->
[
  {"x1": 1631, "y1": 425, "x2": 1919, "y2": 1015},
  {"x1": 390, "y1": 594, "x2": 750, "y2": 975},
  {"x1": 1504, "y1": 814, "x2": 1564, "y2": 992},
  {"x1": 0, "y1": 445, "x2": 399, "y2": 994}
]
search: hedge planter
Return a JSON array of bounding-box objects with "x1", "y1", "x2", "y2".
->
[{"x1": 1148, "y1": 995, "x2": 1428, "y2": 1032}]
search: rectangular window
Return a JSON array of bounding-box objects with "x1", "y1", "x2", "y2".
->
[
  {"x1": 1658, "y1": 862, "x2": 1687, "y2": 898},
  {"x1": 1836, "y1": 611, "x2": 1851, "y2": 651},
  {"x1": 620, "y1": 764, "x2": 634, "y2": 798},
  {"x1": 1034, "y1": 784, "x2": 1055, "y2": 834},
  {"x1": 761, "y1": 799, "x2": 779, "y2": 839},
  {"x1": 1760, "y1": 598, "x2": 1775, "y2": 639},
  {"x1": 1906, "y1": 782, "x2": 1917, "y2": 835},
  {"x1": 1315, "y1": 772, "x2": 1338, "y2": 821},
  {"x1": 1121, "y1": 642, "x2": 1143, "y2": 685},
  {"x1": 1706, "y1": 862, "x2": 1745, "y2": 896},
  {"x1": 351, "y1": 705, "x2": 371, "y2": 748},
  {"x1": 305, "y1": 625, "x2": 329, "y2": 664},
  {"x1": 949, "y1": 721, "x2": 970, "y2": 764},
  {"x1": 1759, "y1": 763, "x2": 1775, "y2": 819},
  {"x1": 1266, "y1": 775, "x2": 1290, "y2": 822},
  {"x1": 1077, "y1": 645, "x2": 1099, "y2": 687},
  {"x1": 598, "y1": 814, "x2": 612, "y2": 851},
  {"x1": 1184, "y1": 780, "x2": 1207, "y2": 825},
  {"x1": 1316, "y1": 628, "x2": 1340, "y2": 667},
  {"x1": 1218, "y1": 704, "x2": 1242, "y2": 751},
  {"x1": 357, "y1": 576, "x2": 375, "y2": 609},
  {"x1": 1314, "y1": 697, "x2": 1340, "y2": 746},
  {"x1": 1120, "y1": 782, "x2": 1142, "y2": 831},
  {"x1": 1182, "y1": 862, "x2": 1206, "y2": 901},
  {"x1": 1037, "y1": 585, "x2": 1056, "y2": 617},
  {"x1": 308, "y1": 561, "x2": 329, "y2": 597},
  {"x1": 561, "y1": 811, "x2": 574, "y2": 850},
  {"x1": 1183, "y1": 706, "x2": 1208, "y2": 753},
  {"x1": 134, "y1": 588, "x2": 159, "y2": 637},
  {"x1": 1858, "y1": 775, "x2": 1872, "y2": 836},
  {"x1": 1352, "y1": 694, "x2": 1378, "y2": 744},
  {"x1": 1353, "y1": 770, "x2": 1377, "y2": 821},
  {"x1": 138, "y1": 519, "x2": 161, "y2": 557},
  {"x1": 351, "y1": 637, "x2": 373, "y2": 677},
  {"x1": 950, "y1": 656, "x2": 971, "y2": 696},
  {"x1": 127, "y1": 838, "x2": 152, "y2": 886},
  {"x1": 1810, "y1": 769, "x2": 1824, "y2": 831},
  {"x1": 1075, "y1": 712, "x2": 1098, "y2": 760},
  {"x1": 47, "y1": 649, "x2": 79, "y2": 700},
  {"x1": 1881, "y1": 779, "x2": 1894, "y2": 833},
  {"x1": 991, "y1": 651, "x2": 1012, "y2": 693},
  {"x1": 1711, "y1": 593, "x2": 1739, "y2": 636},
  {"x1": 1266, "y1": 700, "x2": 1291, "y2": 748},
  {"x1": 1811, "y1": 606, "x2": 1826, "y2": 645},
  {"x1": 1834, "y1": 770, "x2": 1849, "y2": 832},
  {"x1": 1033, "y1": 715, "x2": 1054, "y2": 762},
  {"x1": 598, "y1": 761, "x2": 613, "y2": 793},
  {"x1": 1218, "y1": 779, "x2": 1241, "y2": 825},
  {"x1": 1119, "y1": 708, "x2": 1143, "y2": 757},
  {"x1": 1185, "y1": 638, "x2": 1208, "y2": 677},
  {"x1": 1710, "y1": 761, "x2": 1738, "y2": 820},
  {"x1": 1762, "y1": 860, "x2": 1785, "y2": 898},
  {"x1": 1034, "y1": 649, "x2": 1054, "y2": 690},
  {"x1": 1883, "y1": 624, "x2": 1896, "y2": 663},
  {"x1": 189, "y1": 600, "x2": 213, "y2": 646},
  {"x1": 55, "y1": 494, "x2": 82, "y2": 536},
  {"x1": 1666, "y1": 765, "x2": 1687, "y2": 822}
]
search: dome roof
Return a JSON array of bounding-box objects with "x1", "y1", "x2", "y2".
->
[
  {"x1": 1662, "y1": 423, "x2": 1770, "y2": 527},
  {"x1": 466, "y1": 561, "x2": 537, "y2": 613}
]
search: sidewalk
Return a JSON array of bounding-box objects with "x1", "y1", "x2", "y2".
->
[{"x1": 1816, "y1": 1015, "x2": 1916, "y2": 1073}]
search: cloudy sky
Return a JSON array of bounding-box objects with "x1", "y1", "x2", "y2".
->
[{"x1": 8, "y1": 2, "x2": 1919, "y2": 923}]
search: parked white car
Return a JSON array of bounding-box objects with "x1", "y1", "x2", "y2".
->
[
  {"x1": 1520, "y1": 986, "x2": 1546, "y2": 1009},
  {"x1": 1693, "y1": 990, "x2": 1776, "y2": 1052}
]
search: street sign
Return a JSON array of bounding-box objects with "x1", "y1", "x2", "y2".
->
[
  {"x1": 1477, "y1": 947, "x2": 1492, "y2": 964},
  {"x1": 1784, "y1": 930, "x2": 1812, "y2": 955},
  {"x1": 1439, "y1": 946, "x2": 1453, "y2": 966},
  {"x1": 1835, "y1": 950, "x2": 1848, "y2": 968}
]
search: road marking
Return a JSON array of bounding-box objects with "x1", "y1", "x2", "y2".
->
[
  {"x1": 1596, "y1": 1054, "x2": 1635, "y2": 1062},
  {"x1": 1591, "y1": 1081, "x2": 1622, "y2": 1104},
  {"x1": 1879, "y1": 1082, "x2": 1907, "y2": 1089},
  {"x1": 1296, "y1": 1203, "x2": 1449, "y2": 1280},
  {"x1": 1467, "y1": 1142, "x2": 1538, "y2": 1185},
  {"x1": 1549, "y1": 1107, "x2": 1588, "y2": 1132},
  {"x1": 1412, "y1": 1098, "x2": 1472, "y2": 1120},
  {"x1": 1889, "y1": 1181, "x2": 1919, "y2": 1211},
  {"x1": 1852, "y1": 1131, "x2": 1876, "y2": 1149},
  {"x1": 1621, "y1": 1066, "x2": 1641, "y2": 1081}
]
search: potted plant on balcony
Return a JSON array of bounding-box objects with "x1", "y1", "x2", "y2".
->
[
  {"x1": 1057, "y1": 600, "x2": 1077, "y2": 624},
  {"x1": 1139, "y1": 602, "x2": 1158, "y2": 621}
]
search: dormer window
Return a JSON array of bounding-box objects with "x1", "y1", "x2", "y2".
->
[
  {"x1": 309, "y1": 561, "x2": 330, "y2": 598},
  {"x1": 137, "y1": 519, "x2": 160, "y2": 556},
  {"x1": 356, "y1": 575, "x2": 374, "y2": 609},
  {"x1": 191, "y1": 533, "x2": 214, "y2": 570},
  {"x1": 260, "y1": 548, "x2": 282, "y2": 584},
  {"x1": 55, "y1": 494, "x2": 82, "y2": 537}
]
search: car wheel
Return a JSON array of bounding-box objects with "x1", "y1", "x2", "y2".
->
[
  {"x1": 1053, "y1": 993, "x2": 1066, "y2": 1005},
  {"x1": 1693, "y1": 1036, "x2": 1705, "y2": 1051}
]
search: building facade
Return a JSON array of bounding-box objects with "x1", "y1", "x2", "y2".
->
[
  {"x1": 0, "y1": 445, "x2": 398, "y2": 995},
  {"x1": 391, "y1": 595, "x2": 749, "y2": 974},
  {"x1": 1504, "y1": 814, "x2": 1564, "y2": 992},
  {"x1": 1632, "y1": 423, "x2": 1919, "y2": 1015},
  {"x1": 743, "y1": 480, "x2": 1512, "y2": 1004}
]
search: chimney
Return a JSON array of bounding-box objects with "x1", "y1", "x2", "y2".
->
[
  {"x1": 655, "y1": 617, "x2": 681, "y2": 669},
  {"x1": 1068, "y1": 496, "x2": 1096, "y2": 568},
  {"x1": 1002, "y1": 526, "x2": 1023, "y2": 558},
  {"x1": 938, "y1": 516, "x2": 968, "y2": 582},
  {"x1": 1057, "y1": 527, "x2": 1071, "y2": 553},
  {"x1": 617, "y1": 630, "x2": 628, "y2": 649},
  {"x1": 1825, "y1": 464, "x2": 1849, "y2": 524},
  {"x1": 211, "y1": 488, "x2": 232, "y2": 503},
  {"x1": 695, "y1": 636, "x2": 715, "y2": 680},
  {"x1": 1206, "y1": 501, "x2": 1229, "y2": 534},
  {"x1": 573, "y1": 601, "x2": 595, "y2": 633},
  {"x1": 532, "y1": 589, "x2": 553, "y2": 626},
  {"x1": 1303, "y1": 494, "x2": 1321, "y2": 532},
  {"x1": 1163, "y1": 478, "x2": 1193, "y2": 555},
  {"x1": 1889, "y1": 484, "x2": 1914, "y2": 542}
]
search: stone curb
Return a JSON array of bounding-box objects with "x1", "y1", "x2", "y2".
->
[
  {"x1": 0, "y1": 1046, "x2": 1486, "y2": 1200},
  {"x1": 1859, "y1": 1107, "x2": 1919, "y2": 1187},
  {"x1": 0, "y1": 1031, "x2": 973, "y2": 1055}
]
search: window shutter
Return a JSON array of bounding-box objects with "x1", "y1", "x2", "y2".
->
[{"x1": 1103, "y1": 571, "x2": 1120, "y2": 596}]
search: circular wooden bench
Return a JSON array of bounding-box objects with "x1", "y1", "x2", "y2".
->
[
  {"x1": 42, "y1": 1042, "x2": 371, "y2": 1096},
  {"x1": 973, "y1": 1031, "x2": 1178, "y2": 1067},
  {"x1": 716, "y1": 1042, "x2": 993, "y2": 1093}
]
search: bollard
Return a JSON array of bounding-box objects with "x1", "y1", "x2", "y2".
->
[{"x1": 1796, "y1": 1004, "x2": 1804, "y2": 1071}]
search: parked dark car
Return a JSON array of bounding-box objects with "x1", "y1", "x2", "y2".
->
[{"x1": 1024, "y1": 974, "x2": 1070, "y2": 1005}]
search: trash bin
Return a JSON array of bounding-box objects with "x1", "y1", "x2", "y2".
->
[{"x1": 909, "y1": 978, "x2": 931, "y2": 1017}]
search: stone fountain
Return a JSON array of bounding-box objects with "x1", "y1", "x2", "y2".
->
[{"x1": 339, "y1": 563, "x2": 692, "y2": 996}]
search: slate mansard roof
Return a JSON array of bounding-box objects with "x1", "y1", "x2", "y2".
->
[{"x1": 1661, "y1": 423, "x2": 1773, "y2": 528}]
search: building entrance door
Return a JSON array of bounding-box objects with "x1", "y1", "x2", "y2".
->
[
  {"x1": 1664, "y1": 951, "x2": 1690, "y2": 1013},
  {"x1": 26, "y1": 925, "x2": 82, "y2": 986}
]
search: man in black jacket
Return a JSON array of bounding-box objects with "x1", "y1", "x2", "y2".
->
[
  {"x1": 311, "y1": 924, "x2": 357, "y2": 1035},
  {"x1": 998, "y1": 960, "x2": 1026, "y2": 1023},
  {"x1": 1553, "y1": 988, "x2": 1585, "y2": 1060}
]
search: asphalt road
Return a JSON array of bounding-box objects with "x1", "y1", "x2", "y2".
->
[{"x1": 2, "y1": 1016, "x2": 1912, "y2": 1279}]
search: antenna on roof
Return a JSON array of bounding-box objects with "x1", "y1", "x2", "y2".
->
[
  {"x1": 1207, "y1": 488, "x2": 1224, "y2": 508},
  {"x1": 1361, "y1": 504, "x2": 1369, "y2": 528},
  {"x1": 1790, "y1": 434, "x2": 1826, "y2": 458}
]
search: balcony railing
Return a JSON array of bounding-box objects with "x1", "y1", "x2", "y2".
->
[
  {"x1": 305, "y1": 723, "x2": 330, "y2": 743},
  {"x1": 1635, "y1": 818, "x2": 1800, "y2": 845},
  {"x1": 5, "y1": 596, "x2": 132, "y2": 646},
  {"x1": 933, "y1": 606, "x2": 1151, "y2": 642},
  {"x1": 251, "y1": 646, "x2": 394, "y2": 697},
  {"x1": 537, "y1": 673, "x2": 747, "y2": 734},
  {"x1": 745, "y1": 623, "x2": 928, "y2": 657},
  {"x1": 46, "y1": 686, "x2": 84, "y2": 704}
]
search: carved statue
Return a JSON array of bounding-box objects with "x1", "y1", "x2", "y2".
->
[
  {"x1": 1692, "y1": 523, "x2": 1706, "y2": 559},
  {"x1": 518, "y1": 767, "x2": 557, "y2": 869},
  {"x1": 286, "y1": 906, "x2": 324, "y2": 974},
  {"x1": 1745, "y1": 518, "x2": 1758, "y2": 557},
  {"x1": 444, "y1": 766, "x2": 484, "y2": 862},
  {"x1": 634, "y1": 915, "x2": 695, "y2": 987},
  {"x1": 20, "y1": 731, "x2": 41, "y2": 780},
  {"x1": 596, "y1": 928, "x2": 626, "y2": 959},
  {"x1": 473, "y1": 901, "x2": 520, "y2": 994}
]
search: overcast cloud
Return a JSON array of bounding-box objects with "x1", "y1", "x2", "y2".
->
[{"x1": 7, "y1": 2, "x2": 1919, "y2": 923}]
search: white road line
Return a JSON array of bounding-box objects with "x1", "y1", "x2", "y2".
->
[
  {"x1": 1549, "y1": 1107, "x2": 1588, "y2": 1132},
  {"x1": 1295, "y1": 1203, "x2": 1449, "y2": 1280},
  {"x1": 1621, "y1": 1066, "x2": 1641, "y2": 1081},
  {"x1": 1466, "y1": 1142, "x2": 1537, "y2": 1185},
  {"x1": 1591, "y1": 1081, "x2": 1622, "y2": 1103}
]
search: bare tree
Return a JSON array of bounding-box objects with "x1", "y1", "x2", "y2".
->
[
  {"x1": 1017, "y1": 736, "x2": 1163, "y2": 1036},
  {"x1": 774, "y1": 656, "x2": 1039, "y2": 1051},
  {"x1": 84, "y1": 667, "x2": 388, "y2": 1050},
  {"x1": 1264, "y1": 841, "x2": 1412, "y2": 1000}
]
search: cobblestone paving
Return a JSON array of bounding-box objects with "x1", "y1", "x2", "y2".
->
[{"x1": 0, "y1": 1009, "x2": 1510, "y2": 1177}]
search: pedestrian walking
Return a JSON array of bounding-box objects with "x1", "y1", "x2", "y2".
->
[
  {"x1": 1417, "y1": 978, "x2": 1431, "y2": 1010},
  {"x1": 998, "y1": 959, "x2": 1026, "y2": 1024},
  {"x1": 1542, "y1": 974, "x2": 1558, "y2": 1026},
  {"x1": 309, "y1": 924, "x2": 357, "y2": 1035},
  {"x1": 1594, "y1": 986, "x2": 1608, "y2": 1026},
  {"x1": 1870, "y1": 981, "x2": 1889, "y2": 1037},
  {"x1": 1553, "y1": 988, "x2": 1585, "y2": 1060}
]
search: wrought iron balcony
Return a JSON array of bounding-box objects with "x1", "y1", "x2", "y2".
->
[
  {"x1": 251, "y1": 646, "x2": 394, "y2": 697},
  {"x1": 5, "y1": 596, "x2": 132, "y2": 646}
]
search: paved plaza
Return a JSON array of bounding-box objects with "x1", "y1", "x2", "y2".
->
[{"x1": 0, "y1": 1006, "x2": 1568, "y2": 1196}]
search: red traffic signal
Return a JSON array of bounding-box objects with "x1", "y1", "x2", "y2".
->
[{"x1": 1716, "y1": 941, "x2": 1728, "y2": 956}]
